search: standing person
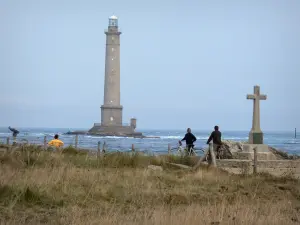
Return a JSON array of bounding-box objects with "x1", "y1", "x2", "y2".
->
[
  {"x1": 181, "y1": 128, "x2": 197, "y2": 155},
  {"x1": 8, "y1": 126, "x2": 19, "y2": 137},
  {"x1": 48, "y1": 134, "x2": 64, "y2": 148},
  {"x1": 8, "y1": 126, "x2": 19, "y2": 145},
  {"x1": 206, "y1": 126, "x2": 222, "y2": 158}
]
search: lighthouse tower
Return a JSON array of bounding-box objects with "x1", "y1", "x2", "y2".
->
[
  {"x1": 101, "y1": 15, "x2": 122, "y2": 126},
  {"x1": 88, "y1": 16, "x2": 143, "y2": 137}
]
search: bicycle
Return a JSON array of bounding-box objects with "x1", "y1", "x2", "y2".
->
[
  {"x1": 170, "y1": 141, "x2": 185, "y2": 156},
  {"x1": 177, "y1": 141, "x2": 198, "y2": 156},
  {"x1": 172, "y1": 141, "x2": 208, "y2": 159}
]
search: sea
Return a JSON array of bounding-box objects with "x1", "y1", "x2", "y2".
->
[{"x1": 0, "y1": 127, "x2": 299, "y2": 155}]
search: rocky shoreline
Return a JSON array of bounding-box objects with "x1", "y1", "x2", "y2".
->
[{"x1": 64, "y1": 130, "x2": 160, "y2": 138}]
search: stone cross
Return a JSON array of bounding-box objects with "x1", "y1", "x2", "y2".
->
[{"x1": 247, "y1": 85, "x2": 267, "y2": 144}]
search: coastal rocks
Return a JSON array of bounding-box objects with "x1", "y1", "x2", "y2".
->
[
  {"x1": 216, "y1": 140, "x2": 299, "y2": 160},
  {"x1": 64, "y1": 131, "x2": 147, "y2": 138},
  {"x1": 268, "y1": 146, "x2": 300, "y2": 160},
  {"x1": 203, "y1": 140, "x2": 245, "y2": 159},
  {"x1": 221, "y1": 140, "x2": 245, "y2": 153},
  {"x1": 219, "y1": 140, "x2": 245, "y2": 159}
]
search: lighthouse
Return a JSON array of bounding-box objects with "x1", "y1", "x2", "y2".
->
[
  {"x1": 88, "y1": 15, "x2": 143, "y2": 137},
  {"x1": 101, "y1": 15, "x2": 123, "y2": 126}
]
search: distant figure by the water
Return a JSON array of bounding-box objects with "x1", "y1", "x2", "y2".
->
[
  {"x1": 181, "y1": 128, "x2": 197, "y2": 155},
  {"x1": 8, "y1": 126, "x2": 19, "y2": 137},
  {"x1": 48, "y1": 134, "x2": 64, "y2": 148},
  {"x1": 207, "y1": 126, "x2": 222, "y2": 158}
]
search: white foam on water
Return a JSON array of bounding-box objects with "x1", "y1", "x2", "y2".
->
[
  {"x1": 0, "y1": 133, "x2": 9, "y2": 138},
  {"x1": 197, "y1": 137, "x2": 210, "y2": 140},
  {"x1": 284, "y1": 141, "x2": 300, "y2": 144},
  {"x1": 159, "y1": 136, "x2": 181, "y2": 139},
  {"x1": 158, "y1": 136, "x2": 248, "y2": 140},
  {"x1": 159, "y1": 136, "x2": 213, "y2": 140},
  {"x1": 224, "y1": 137, "x2": 248, "y2": 140},
  {"x1": 30, "y1": 133, "x2": 49, "y2": 137},
  {"x1": 83, "y1": 136, "x2": 134, "y2": 139}
]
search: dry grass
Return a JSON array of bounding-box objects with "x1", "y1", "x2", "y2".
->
[{"x1": 0, "y1": 145, "x2": 299, "y2": 225}]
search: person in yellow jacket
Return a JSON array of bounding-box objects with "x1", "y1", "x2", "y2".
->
[{"x1": 48, "y1": 134, "x2": 64, "y2": 148}]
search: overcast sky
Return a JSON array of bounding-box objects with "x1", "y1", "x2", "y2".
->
[{"x1": 0, "y1": 0, "x2": 299, "y2": 131}]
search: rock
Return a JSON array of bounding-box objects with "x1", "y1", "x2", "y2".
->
[
  {"x1": 200, "y1": 140, "x2": 245, "y2": 160},
  {"x1": 215, "y1": 140, "x2": 299, "y2": 160},
  {"x1": 221, "y1": 140, "x2": 244, "y2": 153},
  {"x1": 147, "y1": 165, "x2": 163, "y2": 171},
  {"x1": 210, "y1": 140, "x2": 244, "y2": 159},
  {"x1": 268, "y1": 146, "x2": 300, "y2": 160}
]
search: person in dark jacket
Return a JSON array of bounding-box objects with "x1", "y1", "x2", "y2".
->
[
  {"x1": 206, "y1": 126, "x2": 222, "y2": 158},
  {"x1": 181, "y1": 128, "x2": 197, "y2": 155},
  {"x1": 8, "y1": 126, "x2": 19, "y2": 137}
]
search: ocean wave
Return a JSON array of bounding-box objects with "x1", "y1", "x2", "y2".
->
[
  {"x1": 0, "y1": 133, "x2": 9, "y2": 138},
  {"x1": 26, "y1": 133, "x2": 50, "y2": 137},
  {"x1": 224, "y1": 137, "x2": 248, "y2": 140},
  {"x1": 159, "y1": 136, "x2": 181, "y2": 139},
  {"x1": 284, "y1": 141, "x2": 300, "y2": 145},
  {"x1": 81, "y1": 136, "x2": 134, "y2": 139},
  {"x1": 158, "y1": 136, "x2": 209, "y2": 140},
  {"x1": 158, "y1": 136, "x2": 248, "y2": 140}
]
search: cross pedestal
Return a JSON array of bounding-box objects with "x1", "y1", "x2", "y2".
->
[
  {"x1": 240, "y1": 144, "x2": 276, "y2": 160},
  {"x1": 249, "y1": 132, "x2": 263, "y2": 145},
  {"x1": 247, "y1": 85, "x2": 267, "y2": 144}
]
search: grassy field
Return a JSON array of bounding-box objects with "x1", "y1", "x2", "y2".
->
[{"x1": 0, "y1": 145, "x2": 299, "y2": 225}]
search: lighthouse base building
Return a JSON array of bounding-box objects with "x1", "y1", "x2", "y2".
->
[{"x1": 88, "y1": 121, "x2": 143, "y2": 137}]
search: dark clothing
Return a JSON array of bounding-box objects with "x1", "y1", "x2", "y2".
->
[
  {"x1": 207, "y1": 130, "x2": 222, "y2": 145},
  {"x1": 9, "y1": 127, "x2": 19, "y2": 137},
  {"x1": 187, "y1": 144, "x2": 195, "y2": 155},
  {"x1": 181, "y1": 133, "x2": 197, "y2": 145}
]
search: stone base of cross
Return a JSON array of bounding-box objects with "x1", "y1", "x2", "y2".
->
[
  {"x1": 249, "y1": 131, "x2": 263, "y2": 145},
  {"x1": 247, "y1": 85, "x2": 267, "y2": 144},
  {"x1": 241, "y1": 144, "x2": 277, "y2": 160}
]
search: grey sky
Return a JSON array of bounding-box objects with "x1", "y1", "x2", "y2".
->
[{"x1": 0, "y1": 0, "x2": 299, "y2": 131}]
